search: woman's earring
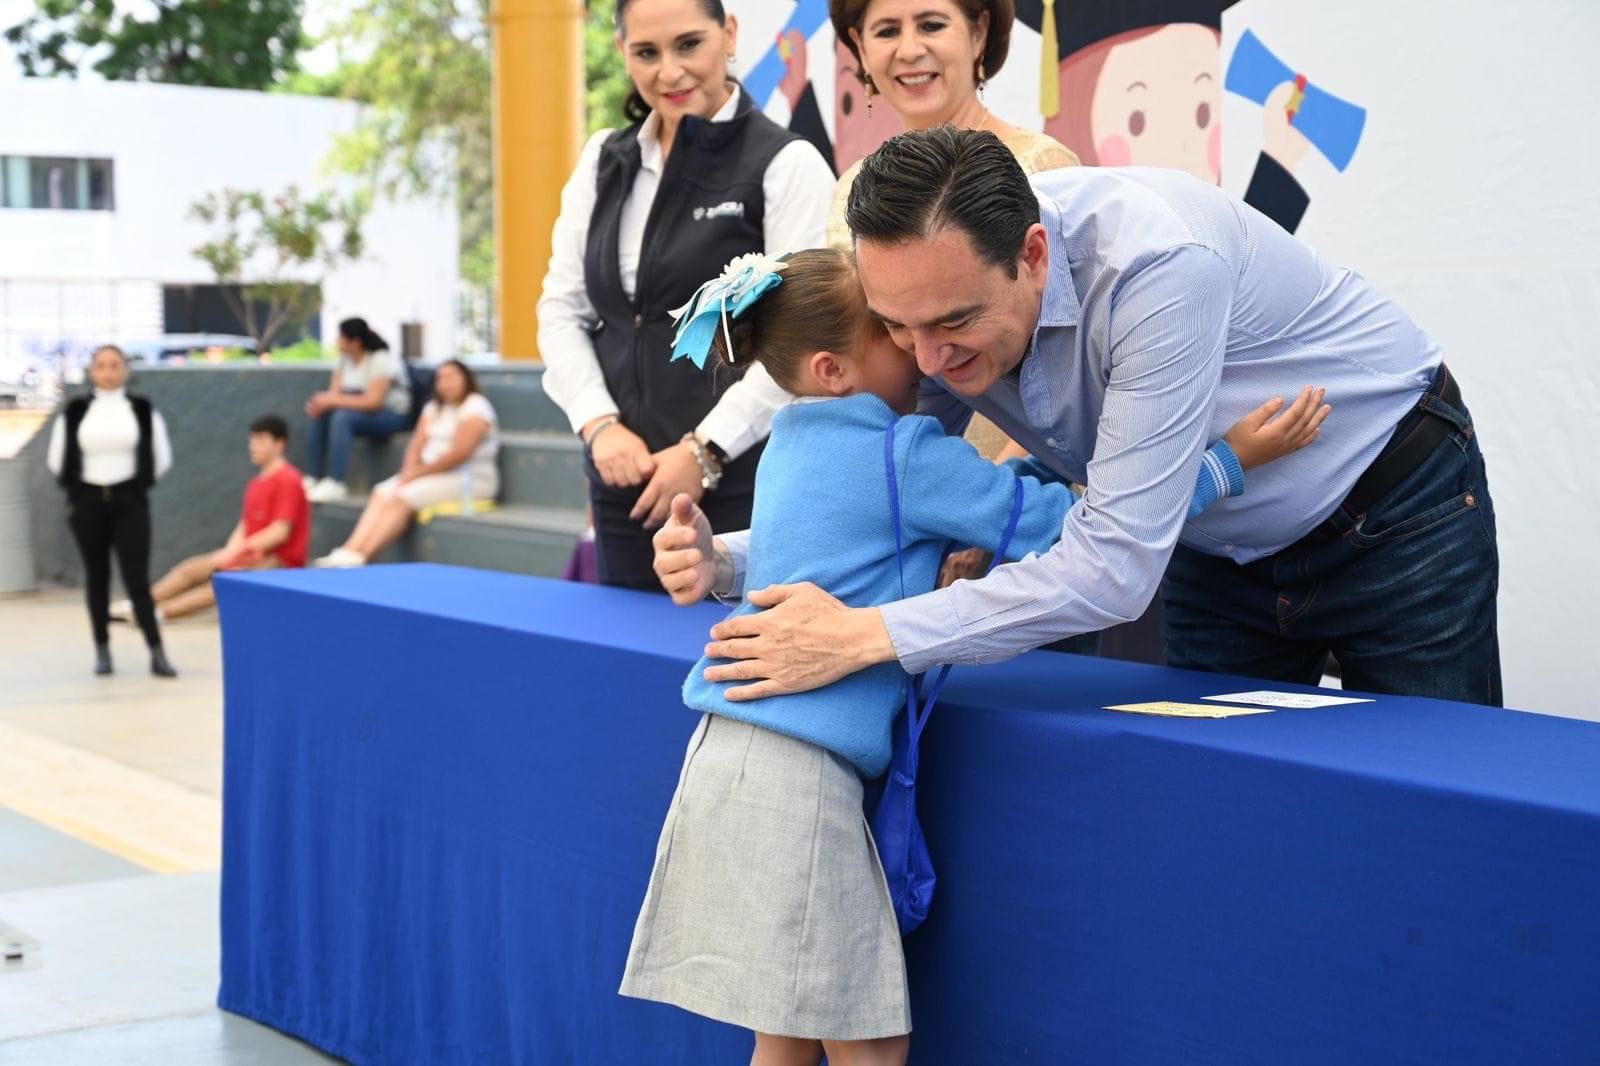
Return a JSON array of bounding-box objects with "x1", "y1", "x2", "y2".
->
[
  {"x1": 726, "y1": 53, "x2": 738, "y2": 76},
  {"x1": 865, "y1": 76, "x2": 876, "y2": 118},
  {"x1": 977, "y1": 60, "x2": 987, "y2": 100}
]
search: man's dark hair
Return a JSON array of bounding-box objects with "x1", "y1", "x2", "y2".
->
[
  {"x1": 249, "y1": 414, "x2": 289, "y2": 442},
  {"x1": 846, "y1": 126, "x2": 1040, "y2": 278}
]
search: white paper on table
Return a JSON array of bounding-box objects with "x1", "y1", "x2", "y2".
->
[{"x1": 1203, "y1": 691, "x2": 1374, "y2": 710}]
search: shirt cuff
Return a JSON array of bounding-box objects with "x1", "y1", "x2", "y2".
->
[
  {"x1": 560, "y1": 387, "x2": 622, "y2": 436},
  {"x1": 878, "y1": 588, "x2": 965, "y2": 676},
  {"x1": 717, "y1": 528, "x2": 751, "y2": 599}
]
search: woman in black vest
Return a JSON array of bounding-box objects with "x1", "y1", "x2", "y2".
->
[
  {"x1": 537, "y1": 0, "x2": 834, "y2": 591},
  {"x1": 46, "y1": 345, "x2": 178, "y2": 677}
]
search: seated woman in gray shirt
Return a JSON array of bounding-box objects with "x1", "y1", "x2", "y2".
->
[{"x1": 303, "y1": 317, "x2": 411, "y2": 502}]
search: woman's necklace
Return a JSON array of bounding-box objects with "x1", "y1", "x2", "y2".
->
[{"x1": 972, "y1": 106, "x2": 993, "y2": 133}]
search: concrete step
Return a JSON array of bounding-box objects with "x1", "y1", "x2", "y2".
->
[
  {"x1": 498, "y1": 431, "x2": 587, "y2": 510},
  {"x1": 476, "y1": 368, "x2": 569, "y2": 434},
  {"x1": 311, "y1": 499, "x2": 586, "y2": 579}
]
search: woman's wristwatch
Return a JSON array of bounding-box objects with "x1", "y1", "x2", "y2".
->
[{"x1": 681, "y1": 433, "x2": 724, "y2": 491}]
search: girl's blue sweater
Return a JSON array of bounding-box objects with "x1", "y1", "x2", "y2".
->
[{"x1": 682, "y1": 393, "x2": 1242, "y2": 776}]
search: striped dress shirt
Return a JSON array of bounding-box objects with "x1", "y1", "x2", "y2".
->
[{"x1": 728, "y1": 166, "x2": 1443, "y2": 675}]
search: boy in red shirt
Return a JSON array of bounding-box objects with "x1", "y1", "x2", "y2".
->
[{"x1": 114, "y1": 415, "x2": 310, "y2": 622}]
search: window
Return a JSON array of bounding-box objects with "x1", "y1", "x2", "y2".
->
[{"x1": 0, "y1": 156, "x2": 115, "y2": 211}]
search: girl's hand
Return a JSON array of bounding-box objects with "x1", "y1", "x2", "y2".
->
[
  {"x1": 587, "y1": 418, "x2": 655, "y2": 489},
  {"x1": 1225, "y1": 386, "x2": 1331, "y2": 470}
]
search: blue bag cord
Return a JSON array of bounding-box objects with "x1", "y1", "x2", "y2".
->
[{"x1": 877, "y1": 420, "x2": 1023, "y2": 932}]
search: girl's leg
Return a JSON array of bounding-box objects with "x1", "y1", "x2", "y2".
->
[
  {"x1": 345, "y1": 494, "x2": 413, "y2": 558},
  {"x1": 820, "y1": 1036, "x2": 910, "y2": 1066},
  {"x1": 751, "y1": 1033, "x2": 823, "y2": 1066}
]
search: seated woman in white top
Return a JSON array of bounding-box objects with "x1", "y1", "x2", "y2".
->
[{"x1": 314, "y1": 359, "x2": 498, "y2": 568}]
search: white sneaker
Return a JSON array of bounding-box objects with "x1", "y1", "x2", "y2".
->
[
  {"x1": 302, "y1": 474, "x2": 317, "y2": 493},
  {"x1": 312, "y1": 547, "x2": 367, "y2": 569},
  {"x1": 307, "y1": 478, "x2": 349, "y2": 503},
  {"x1": 108, "y1": 598, "x2": 134, "y2": 623}
]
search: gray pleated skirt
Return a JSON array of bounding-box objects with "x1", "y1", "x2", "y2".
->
[{"x1": 620, "y1": 713, "x2": 911, "y2": 1040}]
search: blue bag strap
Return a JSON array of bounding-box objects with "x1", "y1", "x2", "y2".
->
[{"x1": 884, "y1": 421, "x2": 1026, "y2": 751}]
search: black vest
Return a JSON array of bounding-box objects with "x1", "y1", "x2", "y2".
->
[
  {"x1": 58, "y1": 393, "x2": 156, "y2": 491},
  {"x1": 583, "y1": 87, "x2": 799, "y2": 490}
]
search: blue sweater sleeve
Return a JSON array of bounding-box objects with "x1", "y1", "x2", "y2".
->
[
  {"x1": 1189, "y1": 439, "x2": 1247, "y2": 519},
  {"x1": 894, "y1": 416, "x2": 1076, "y2": 560}
]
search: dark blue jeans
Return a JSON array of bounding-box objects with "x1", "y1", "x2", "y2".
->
[
  {"x1": 305, "y1": 407, "x2": 410, "y2": 482},
  {"x1": 1163, "y1": 387, "x2": 1501, "y2": 706}
]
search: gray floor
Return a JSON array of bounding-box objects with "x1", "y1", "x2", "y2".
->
[
  {"x1": 0, "y1": 806, "x2": 147, "y2": 892},
  {"x1": 0, "y1": 590, "x2": 342, "y2": 1065}
]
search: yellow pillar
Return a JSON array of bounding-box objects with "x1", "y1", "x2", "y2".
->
[{"x1": 492, "y1": 0, "x2": 584, "y2": 361}]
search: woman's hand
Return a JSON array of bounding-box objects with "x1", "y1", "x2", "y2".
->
[
  {"x1": 305, "y1": 392, "x2": 333, "y2": 418},
  {"x1": 584, "y1": 416, "x2": 655, "y2": 489},
  {"x1": 1225, "y1": 386, "x2": 1331, "y2": 470},
  {"x1": 630, "y1": 441, "x2": 705, "y2": 529}
]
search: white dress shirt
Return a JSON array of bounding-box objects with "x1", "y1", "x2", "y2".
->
[
  {"x1": 47, "y1": 387, "x2": 174, "y2": 486},
  {"x1": 536, "y1": 86, "x2": 835, "y2": 460}
]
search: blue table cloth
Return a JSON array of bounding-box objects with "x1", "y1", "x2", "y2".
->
[{"x1": 215, "y1": 564, "x2": 1600, "y2": 1064}]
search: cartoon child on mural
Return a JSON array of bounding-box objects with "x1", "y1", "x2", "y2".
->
[
  {"x1": 776, "y1": 28, "x2": 905, "y2": 175},
  {"x1": 1017, "y1": 0, "x2": 1320, "y2": 233}
]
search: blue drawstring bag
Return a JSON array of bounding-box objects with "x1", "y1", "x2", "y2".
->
[{"x1": 871, "y1": 420, "x2": 1023, "y2": 935}]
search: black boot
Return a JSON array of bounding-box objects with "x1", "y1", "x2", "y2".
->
[
  {"x1": 95, "y1": 643, "x2": 113, "y2": 676},
  {"x1": 150, "y1": 646, "x2": 178, "y2": 679}
]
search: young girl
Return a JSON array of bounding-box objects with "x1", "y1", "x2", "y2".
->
[{"x1": 620, "y1": 250, "x2": 1328, "y2": 1065}]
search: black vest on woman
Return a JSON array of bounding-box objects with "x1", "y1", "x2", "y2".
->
[
  {"x1": 57, "y1": 393, "x2": 157, "y2": 491},
  {"x1": 582, "y1": 87, "x2": 799, "y2": 494}
]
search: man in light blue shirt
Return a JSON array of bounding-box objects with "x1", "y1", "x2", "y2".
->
[{"x1": 661, "y1": 127, "x2": 1500, "y2": 707}]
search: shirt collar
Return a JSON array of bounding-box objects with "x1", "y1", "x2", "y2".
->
[
  {"x1": 92, "y1": 387, "x2": 127, "y2": 401},
  {"x1": 1013, "y1": 193, "x2": 1081, "y2": 424},
  {"x1": 1033, "y1": 192, "x2": 1080, "y2": 331},
  {"x1": 638, "y1": 84, "x2": 743, "y2": 174}
]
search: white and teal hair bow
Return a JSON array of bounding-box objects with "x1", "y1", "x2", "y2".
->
[{"x1": 669, "y1": 252, "x2": 789, "y2": 369}]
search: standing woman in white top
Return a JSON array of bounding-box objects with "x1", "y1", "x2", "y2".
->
[
  {"x1": 303, "y1": 317, "x2": 412, "y2": 503},
  {"x1": 537, "y1": 0, "x2": 834, "y2": 591},
  {"x1": 313, "y1": 359, "x2": 499, "y2": 568},
  {"x1": 46, "y1": 345, "x2": 178, "y2": 678}
]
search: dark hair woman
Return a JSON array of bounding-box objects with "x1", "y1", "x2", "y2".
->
[
  {"x1": 313, "y1": 360, "x2": 499, "y2": 568},
  {"x1": 302, "y1": 316, "x2": 412, "y2": 502},
  {"x1": 535, "y1": 0, "x2": 835, "y2": 591},
  {"x1": 45, "y1": 345, "x2": 178, "y2": 677}
]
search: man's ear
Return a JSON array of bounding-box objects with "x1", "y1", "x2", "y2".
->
[
  {"x1": 807, "y1": 350, "x2": 856, "y2": 397},
  {"x1": 1019, "y1": 223, "x2": 1050, "y2": 287}
]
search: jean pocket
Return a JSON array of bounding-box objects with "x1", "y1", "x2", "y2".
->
[{"x1": 1346, "y1": 490, "x2": 1481, "y2": 549}]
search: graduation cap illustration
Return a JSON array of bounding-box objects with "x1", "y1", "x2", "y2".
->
[{"x1": 1016, "y1": 1, "x2": 1365, "y2": 170}]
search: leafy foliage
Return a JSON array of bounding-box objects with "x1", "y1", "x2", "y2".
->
[
  {"x1": 3, "y1": 0, "x2": 304, "y2": 90},
  {"x1": 189, "y1": 186, "x2": 369, "y2": 352}
]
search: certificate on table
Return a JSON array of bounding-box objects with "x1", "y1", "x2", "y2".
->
[
  {"x1": 1204, "y1": 691, "x2": 1375, "y2": 709},
  {"x1": 1104, "y1": 701, "x2": 1274, "y2": 718}
]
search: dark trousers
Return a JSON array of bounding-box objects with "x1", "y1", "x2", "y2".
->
[
  {"x1": 587, "y1": 457, "x2": 758, "y2": 594},
  {"x1": 66, "y1": 482, "x2": 163, "y2": 648},
  {"x1": 1163, "y1": 376, "x2": 1501, "y2": 706}
]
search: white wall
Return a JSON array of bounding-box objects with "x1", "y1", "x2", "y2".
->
[
  {"x1": 733, "y1": 0, "x2": 1600, "y2": 718},
  {"x1": 0, "y1": 78, "x2": 458, "y2": 358}
]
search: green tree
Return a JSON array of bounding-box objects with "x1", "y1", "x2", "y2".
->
[
  {"x1": 585, "y1": 0, "x2": 630, "y2": 134},
  {"x1": 3, "y1": 0, "x2": 304, "y2": 90},
  {"x1": 304, "y1": 0, "x2": 632, "y2": 350},
  {"x1": 189, "y1": 186, "x2": 369, "y2": 352}
]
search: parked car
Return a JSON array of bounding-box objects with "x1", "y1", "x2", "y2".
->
[{"x1": 121, "y1": 334, "x2": 258, "y2": 364}]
